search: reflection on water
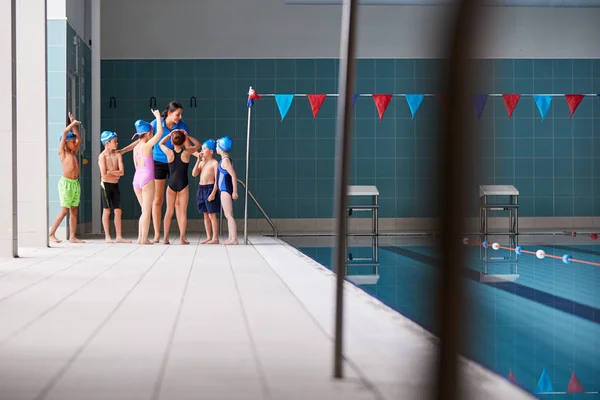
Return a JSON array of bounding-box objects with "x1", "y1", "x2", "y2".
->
[{"x1": 285, "y1": 236, "x2": 600, "y2": 398}]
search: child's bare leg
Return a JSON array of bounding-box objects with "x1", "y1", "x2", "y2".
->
[
  {"x1": 221, "y1": 192, "x2": 237, "y2": 245},
  {"x1": 102, "y1": 208, "x2": 113, "y2": 242},
  {"x1": 134, "y1": 188, "x2": 143, "y2": 244},
  {"x1": 139, "y1": 183, "x2": 154, "y2": 245},
  {"x1": 201, "y1": 213, "x2": 212, "y2": 243},
  {"x1": 177, "y1": 187, "x2": 189, "y2": 244},
  {"x1": 208, "y1": 213, "x2": 219, "y2": 244},
  {"x1": 114, "y1": 209, "x2": 130, "y2": 243},
  {"x1": 152, "y1": 179, "x2": 166, "y2": 243},
  {"x1": 49, "y1": 207, "x2": 69, "y2": 243},
  {"x1": 163, "y1": 187, "x2": 177, "y2": 244},
  {"x1": 69, "y1": 207, "x2": 84, "y2": 243}
]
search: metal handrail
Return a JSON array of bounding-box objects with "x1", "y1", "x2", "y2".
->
[{"x1": 219, "y1": 179, "x2": 278, "y2": 238}]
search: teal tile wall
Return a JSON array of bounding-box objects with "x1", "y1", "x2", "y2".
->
[
  {"x1": 66, "y1": 23, "x2": 92, "y2": 225},
  {"x1": 47, "y1": 21, "x2": 93, "y2": 233},
  {"x1": 101, "y1": 58, "x2": 600, "y2": 220},
  {"x1": 47, "y1": 20, "x2": 67, "y2": 227}
]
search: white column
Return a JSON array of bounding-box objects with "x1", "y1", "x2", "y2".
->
[
  {"x1": 16, "y1": 0, "x2": 48, "y2": 247},
  {"x1": 91, "y1": 0, "x2": 100, "y2": 234},
  {"x1": 0, "y1": 0, "x2": 18, "y2": 257}
]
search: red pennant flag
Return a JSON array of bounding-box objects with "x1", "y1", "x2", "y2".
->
[
  {"x1": 502, "y1": 94, "x2": 521, "y2": 119},
  {"x1": 567, "y1": 370, "x2": 585, "y2": 393},
  {"x1": 508, "y1": 369, "x2": 518, "y2": 384},
  {"x1": 565, "y1": 94, "x2": 585, "y2": 118},
  {"x1": 372, "y1": 94, "x2": 392, "y2": 122},
  {"x1": 437, "y1": 94, "x2": 446, "y2": 112},
  {"x1": 307, "y1": 94, "x2": 326, "y2": 119}
]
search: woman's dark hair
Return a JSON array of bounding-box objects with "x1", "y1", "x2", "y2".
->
[{"x1": 161, "y1": 101, "x2": 183, "y2": 120}]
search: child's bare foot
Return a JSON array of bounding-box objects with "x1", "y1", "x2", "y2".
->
[
  {"x1": 200, "y1": 238, "x2": 211, "y2": 244},
  {"x1": 180, "y1": 238, "x2": 190, "y2": 245},
  {"x1": 49, "y1": 235, "x2": 62, "y2": 243},
  {"x1": 116, "y1": 237, "x2": 132, "y2": 243},
  {"x1": 69, "y1": 237, "x2": 85, "y2": 244},
  {"x1": 223, "y1": 239, "x2": 238, "y2": 245},
  {"x1": 152, "y1": 237, "x2": 160, "y2": 244},
  {"x1": 163, "y1": 238, "x2": 170, "y2": 245},
  {"x1": 141, "y1": 239, "x2": 153, "y2": 245},
  {"x1": 105, "y1": 236, "x2": 114, "y2": 243},
  {"x1": 207, "y1": 239, "x2": 219, "y2": 244}
]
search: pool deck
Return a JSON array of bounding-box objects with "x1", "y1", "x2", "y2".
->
[{"x1": 0, "y1": 235, "x2": 534, "y2": 400}]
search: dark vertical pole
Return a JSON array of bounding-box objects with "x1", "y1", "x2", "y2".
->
[
  {"x1": 434, "y1": 0, "x2": 476, "y2": 399},
  {"x1": 333, "y1": 0, "x2": 359, "y2": 380}
]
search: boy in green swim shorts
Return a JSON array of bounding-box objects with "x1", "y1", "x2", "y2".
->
[{"x1": 49, "y1": 112, "x2": 85, "y2": 243}]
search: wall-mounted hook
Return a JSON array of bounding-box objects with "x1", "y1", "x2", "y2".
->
[
  {"x1": 149, "y1": 96, "x2": 156, "y2": 108},
  {"x1": 109, "y1": 97, "x2": 116, "y2": 108},
  {"x1": 190, "y1": 96, "x2": 197, "y2": 108}
]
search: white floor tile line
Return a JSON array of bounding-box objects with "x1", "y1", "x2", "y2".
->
[
  {"x1": 0, "y1": 245, "x2": 112, "y2": 303},
  {"x1": 149, "y1": 242, "x2": 198, "y2": 400},
  {"x1": 32, "y1": 245, "x2": 171, "y2": 400},
  {"x1": 0, "y1": 245, "x2": 142, "y2": 348},
  {"x1": 224, "y1": 246, "x2": 273, "y2": 400},
  {"x1": 0, "y1": 247, "x2": 70, "y2": 278}
]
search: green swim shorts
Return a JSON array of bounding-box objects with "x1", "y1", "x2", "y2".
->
[{"x1": 58, "y1": 176, "x2": 81, "y2": 208}]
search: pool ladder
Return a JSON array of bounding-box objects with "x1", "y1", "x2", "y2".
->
[{"x1": 219, "y1": 179, "x2": 279, "y2": 239}]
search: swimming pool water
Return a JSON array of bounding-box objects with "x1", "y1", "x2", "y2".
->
[{"x1": 287, "y1": 239, "x2": 600, "y2": 399}]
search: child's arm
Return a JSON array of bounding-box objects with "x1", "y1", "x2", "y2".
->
[
  {"x1": 159, "y1": 132, "x2": 174, "y2": 161},
  {"x1": 68, "y1": 112, "x2": 82, "y2": 153},
  {"x1": 208, "y1": 163, "x2": 219, "y2": 201},
  {"x1": 98, "y1": 153, "x2": 109, "y2": 181},
  {"x1": 117, "y1": 139, "x2": 139, "y2": 155},
  {"x1": 183, "y1": 134, "x2": 200, "y2": 155},
  {"x1": 144, "y1": 109, "x2": 164, "y2": 152},
  {"x1": 108, "y1": 153, "x2": 125, "y2": 177},
  {"x1": 222, "y1": 159, "x2": 238, "y2": 200},
  {"x1": 191, "y1": 157, "x2": 203, "y2": 178},
  {"x1": 59, "y1": 120, "x2": 80, "y2": 157}
]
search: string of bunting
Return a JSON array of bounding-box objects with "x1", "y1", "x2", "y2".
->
[{"x1": 246, "y1": 88, "x2": 600, "y2": 122}]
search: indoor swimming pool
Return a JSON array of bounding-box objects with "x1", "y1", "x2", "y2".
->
[{"x1": 283, "y1": 236, "x2": 600, "y2": 399}]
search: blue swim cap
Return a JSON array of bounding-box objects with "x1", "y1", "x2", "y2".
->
[
  {"x1": 203, "y1": 139, "x2": 217, "y2": 152},
  {"x1": 132, "y1": 120, "x2": 153, "y2": 139},
  {"x1": 59, "y1": 131, "x2": 76, "y2": 142},
  {"x1": 100, "y1": 131, "x2": 118, "y2": 145},
  {"x1": 217, "y1": 136, "x2": 233, "y2": 152}
]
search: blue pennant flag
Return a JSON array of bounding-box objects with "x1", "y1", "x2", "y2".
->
[
  {"x1": 405, "y1": 94, "x2": 425, "y2": 119},
  {"x1": 275, "y1": 94, "x2": 294, "y2": 121},
  {"x1": 534, "y1": 95, "x2": 552, "y2": 120},
  {"x1": 535, "y1": 368, "x2": 554, "y2": 394},
  {"x1": 352, "y1": 93, "x2": 359, "y2": 108},
  {"x1": 472, "y1": 94, "x2": 488, "y2": 119}
]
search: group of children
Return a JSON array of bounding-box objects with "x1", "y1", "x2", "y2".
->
[{"x1": 49, "y1": 109, "x2": 239, "y2": 246}]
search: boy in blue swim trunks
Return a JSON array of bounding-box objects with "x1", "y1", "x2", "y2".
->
[
  {"x1": 192, "y1": 139, "x2": 220, "y2": 244},
  {"x1": 49, "y1": 112, "x2": 85, "y2": 244}
]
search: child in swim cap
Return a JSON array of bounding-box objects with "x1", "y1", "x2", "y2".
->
[
  {"x1": 49, "y1": 112, "x2": 85, "y2": 244},
  {"x1": 210, "y1": 136, "x2": 238, "y2": 245},
  {"x1": 192, "y1": 139, "x2": 221, "y2": 244}
]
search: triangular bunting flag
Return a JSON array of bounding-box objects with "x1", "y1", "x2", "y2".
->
[
  {"x1": 437, "y1": 94, "x2": 446, "y2": 112},
  {"x1": 472, "y1": 94, "x2": 488, "y2": 119},
  {"x1": 508, "y1": 369, "x2": 518, "y2": 384},
  {"x1": 502, "y1": 94, "x2": 521, "y2": 119},
  {"x1": 567, "y1": 370, "x2": 585, "y2": 393},
  {"x1": 372, "y1": 94, "x2": 392, "y2": 122},
  {"x1": 565, "y1": 94, "x2": 585, "y2": 118},
  {"x1": 534, "y1": 95, "x2": 552, "y2": 120},
  {"x1": 405, "y1": 94, "x2": 425, "y2": 119},
  {"x1": 307, "y1": 94, "x2": 326, "y2": 119},
  {"x1": 352, "y1": 94, "x2": 360, "y2": 108},
  {"x1": 275, "y1": 94, "x2": 294, "y2": 121},
  {"x1": 535, "y1": 368, "x2": 554, "y2": 394}
]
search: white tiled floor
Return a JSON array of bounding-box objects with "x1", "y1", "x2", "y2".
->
[{"x1": 0, "y1": 235, "x2": 534, "y2": 400}]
